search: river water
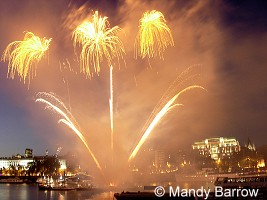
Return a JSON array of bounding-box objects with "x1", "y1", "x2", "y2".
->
[
  {"x1": 0, "y1": 184, "x2": 114, "y2": 200},
  {"x1": 0, "y1": 181, "x2": 214, "y2": 200}
]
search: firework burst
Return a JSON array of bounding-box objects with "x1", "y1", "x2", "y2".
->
[
  {"x1": 35, "y1": 92, "x2": 103, "y2": 175},
  {"x1": 2, "y1": 32, "x2": 52, "y2": 84},
  {"x1": 135, "y1": 10, "x2": 174, "y2": 59},
  {"x1": 72, "y1": 11, "x2": 125, "y2": 77}
]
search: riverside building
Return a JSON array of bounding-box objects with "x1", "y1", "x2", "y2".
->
[{"x1": 192, "y1": 137, "x2": 241, "y2": 160}]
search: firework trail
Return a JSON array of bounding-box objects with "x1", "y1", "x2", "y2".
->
[
  {"x1": 109, "y1": 66, "x2": 114, "y2": 163},
  {"x1": 2, "y1": 32, "x2": 52, "y2": 84},
  {"x1": 138, "y1": 66, "x2": 203, "y2": 143},
  {"x1": 135, "y1": 10, "x2": 174, "y2": 59},
  {"x1": 72, "y1": 11, "x2": 125, "y2": 77},
  {"x1": 59, "y1": 59, "x2": 72, "y2": 112},
  {"x1": 35, "y1": 92, "x2": 103, "y2": 175},
  {"x1": 128, "y1": 85, "x2": 205, "y2": 161},
  {"x1": 128, "y1": 66, "x2": 206, "y2": 161}
]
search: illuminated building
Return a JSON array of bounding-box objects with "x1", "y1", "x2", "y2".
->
[
  {"x1": 25, "y1": 148, "x2": 33, "y2": 158},
  {"x1": 0, "y1": 157, "x2": 33, "y2": 170},
  {"x1": 245, "y1": 137, "x2": 256, "y2": 151},
  {"x1": 154, "y1": 149, "x2": 181, "y2": 173},
  {"x1": 192, "y1": 137, "x2": 241, "y2": 160},
  {"x1": 59, "y1": 159, "x2": 67, "y2": 170},
  {"x1": 155, "y1": 150, "x2": 165, "y2": 169},
  {"x1": 0, "y1": 149, "x2": 35, "y2": 170},
  {"x1": 0, "y1": 148, "x2": 67, "y2": 173},
  {"x1": 257, "y1": 159, "x2": 265, "y2": 168}
]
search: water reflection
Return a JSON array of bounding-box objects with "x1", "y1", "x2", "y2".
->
[
  {"x1": 0, "y1": 182, "x2": 214, "y2": 200},
  {"x1": 0, "y1": 184, "x2": 112, "y2": 200},
  {"x1": 38, "y1": 188, "x2": 109, "y2": 200}
]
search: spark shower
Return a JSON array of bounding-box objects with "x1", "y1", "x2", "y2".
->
[{"x1": 1, "y1": 7, "x2": 205, "y2": 183}]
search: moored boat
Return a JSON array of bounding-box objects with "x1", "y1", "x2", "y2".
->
[
  {"x1": 0, "y1": 177, "x2": 24, "y2": 184},
  {"x1": 38, "y1": 183, "x2": 75, "y2": 191},
  {"x1": 175, "y1": 172, "x2": 239, "y2": 182},
  {"x1": 38, "y1": 173, "x2": 94, "y2": 191},
  {"x1": 66, "y1": 173, "x2": 93, "y2": 190},
  {"x1": 214, "y1": 175, "x2": 267, "y2": 189},
  {"x1": 114, "y1": 191, "x2": 196, "y2": 200}
]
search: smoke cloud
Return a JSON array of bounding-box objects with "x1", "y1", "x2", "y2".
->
[{"x1": 1, "y1": 0, "x2": 267, "y2": 184}]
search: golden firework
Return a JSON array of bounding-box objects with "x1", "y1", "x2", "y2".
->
[
  {"x1": 72, "y1": 11, "x2": 125, "y2": 77},
  {"x1": 36, "y1": 92, "x2": 103, "y2": 174},
  {"x1": 135, "y1": 10, "x2": 174, "y2": 59},
  {"x1": 129, "y1": 85, "x2": 205, "y2": 161},
  {"x1": 2, "y1": 32, "x2": 52, "y2": 84},
  {"x1": 128, "y1": 66, "x2": 206, "y2": 161}
]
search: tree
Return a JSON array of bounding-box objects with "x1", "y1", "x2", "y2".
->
[{"x1": 43, "y1": 156, "x2": 60, "y2": 175}]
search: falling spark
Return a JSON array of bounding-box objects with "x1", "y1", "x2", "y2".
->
[
  {"x1": 59, "y1": 59, "x2": 72, "y2": 112},
  {"x1": 109, "y1": 66, "x2": 114, "y2": 162},
  {"x1": 135, "y1": 10, "x2": 174, "y2": 59},
  {"x1": 35, "y1": 92, "x2": 103, "y2": 174},
  {"x1": 128, "y1": 85, "x2": 205, "y2": 161},
  {"x1": 129, "y1": 66, "x2": 205, "y2": 161},
  {"x1": 72, "y1": 11, "x2": 125, "y2": 77},
  {"x1": 66, "y1": 58, "x2": 71, "y2": 71},
  {"x1": 2, "y1": 32, "x2": 52, "y2": 84},
  {"x1": 140, "y1": 65, "x2": 203, "y2": 137}
]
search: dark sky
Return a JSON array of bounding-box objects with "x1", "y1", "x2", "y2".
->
[{"x1": 0, "y1": 0, "x2": 267, "y2": 173}]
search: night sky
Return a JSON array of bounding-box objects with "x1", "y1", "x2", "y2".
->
[{"x1": 0, "y1": 0, "x2": 267, "y2": 171}]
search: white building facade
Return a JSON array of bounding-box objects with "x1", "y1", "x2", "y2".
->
[{"x1": 192, "y1": 137, "x2": 241, "y2": 160}]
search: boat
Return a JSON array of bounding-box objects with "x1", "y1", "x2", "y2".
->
[
  {"x1": 0, "y1": 177, "x2": 24, "y2": 184},
  {"x1": 114, "y1": 191, "x2": 159, "y2": 200},
  {"x1": 66, "y1": 173, "x2": 93, "y2": 190},
  {"x1": 38, "y1": 176, "x2": 76, "y2": 191},
  {"x1": 114, "y1": 191, "x2": 196, "y2": 200},
  {"x1": 38, "y1": 173, "x2": 94, "y2": 191},
  {"x1": 175, "y1": 172, "x2": 239, "y2": 183},
  {"x1": 214, "y1": 175, "x2": 267, "y2": 189},
  {"x1": 203, "y1": 175, "x2": 267, "y2": 199},
  {"x1": 75, "y1": 185, "x2": 93, "y2": 191},
  {"x1": 38, "y1": 183, "x2": 75, "y2": 191}
]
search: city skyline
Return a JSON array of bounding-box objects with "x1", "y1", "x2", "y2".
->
[{"x1": 0, "y1": 0, "x2": 267, "y2": 177}]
